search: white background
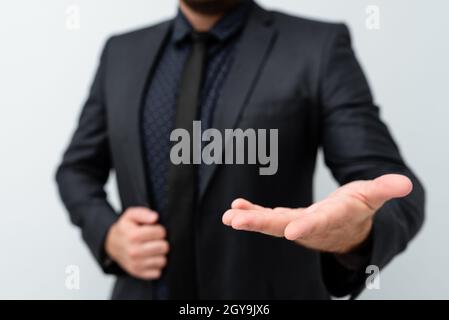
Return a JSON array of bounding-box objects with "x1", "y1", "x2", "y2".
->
[{"x1": 0, "y1": 0, "x2": 448, "y2": 299}]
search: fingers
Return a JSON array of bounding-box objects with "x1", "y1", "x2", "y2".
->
[
  {"x1": 224, "y1": 198, "x2": 303, "y2": 237},
  {"x1": 124, "y1": 207, "x2": 158, "y2": 225},
  {"x1": 361, "y1": 174, "x2": 413, "y2": 210},
  {"x1": 223, "y1": 207, "x2": 299, "y2": 237},
  {"x1": 222, "y1": 175, "x2": 412, "y2": 250},
  {"x1": 131, "y1": 225, "x2": 167, "y2": 242},
  {"x1": 222, "y1": 209, "x2": 238, "y2": 226},
  {"x1": 108, "y1": 208, "x2": 168, "y2": 280},
  {"x1": 223, "y1": 198, "x2": 268, "y2": 225},
  {"x1": 126, "y1": 241, "x2": 169, "y2": 280},
  {"x1": 231, "y1": 198, "x2": 266, "y2": 210},
  {"x1": 129, "y1": 256, "x2": 167, "y2": 280},
  {"x1": 138, "y1": 269, "x2": 162, "y2": 280},
  {"x1": 141, "y1": 256, "x2": 167, "y2": 269},
  {"x1": 283, "y1": 174, "x2": 412, "y2": 241},
  {"x1": 131, "y1": 256, "x2": 167, "y2": 272},
  {"x1": 284, "y1": 211, "x2": 326, "y2": 241},
  {"x1": 139, "y1": 240, "x2": 170, "y2": 257}
]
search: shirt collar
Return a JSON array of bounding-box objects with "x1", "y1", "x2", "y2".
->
[{"x1": 172, "y1": 0, "x2": 253, "y2": 45}]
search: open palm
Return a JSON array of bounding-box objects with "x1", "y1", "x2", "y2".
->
[{"x1": 222, "y1": 174, "x2": 412, "y2": 253}]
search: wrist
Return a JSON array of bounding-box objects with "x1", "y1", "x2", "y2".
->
[{"x1": 105, "y1": 222, "x2": 118, "y2": 261}]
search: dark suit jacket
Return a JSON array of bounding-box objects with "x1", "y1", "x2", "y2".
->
[{"x1": 56, "y1": 3, "x2": 425, "y2": 299}]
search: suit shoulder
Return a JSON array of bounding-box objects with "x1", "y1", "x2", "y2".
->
[
  {"x1": 106, "y1": 19, "x2": 172, "y2": 48},
  {"x1": 270, "y1": 10, "x2": 349, "y2": 42},
  {"x1": 271, "y1": 9, "x2": 346, "y2": 31}
]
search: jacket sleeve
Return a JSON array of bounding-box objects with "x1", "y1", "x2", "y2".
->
[
  {"x1": 55, "y1": 38, "x2": 124, "y2": 275},
  {"x1": 317, "y1": 24, "x2": 425, "y2": 298}
]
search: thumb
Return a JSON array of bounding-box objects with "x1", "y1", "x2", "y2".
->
[
  {"x1": 362, "y1": 174, "x2": 413, "y2": 210},
  {"x1": 125, "y1": 207, "x2": 158, "y2": 225}
]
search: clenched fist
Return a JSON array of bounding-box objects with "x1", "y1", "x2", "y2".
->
[
  {"x1": 223, "y1": 174, "x2": 413, "y2": 254},
  {"x1": 105, "y1": 207, "x2": 169, "y2": 280}
]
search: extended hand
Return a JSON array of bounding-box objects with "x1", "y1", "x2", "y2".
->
[{"x1": 222, "y1": 174, "x2": 412, "y2": 254}]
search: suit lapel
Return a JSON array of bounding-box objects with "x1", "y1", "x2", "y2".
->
[
  {"x1": 199, "y1": 5, "x2": 277, "y2": 200},
  {"x1": 121, "y1": 22, "x2": 171, "y2": 207}
]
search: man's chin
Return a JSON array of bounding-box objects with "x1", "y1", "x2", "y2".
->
[{"x1": 181, "y1": 0, "x2": 243, "y2": 15}]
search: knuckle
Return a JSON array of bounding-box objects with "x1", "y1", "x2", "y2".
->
[
  {"x1": 153, "y1": 257, "x2": 166, "y2": 268},
  {"x1": 157, "y1": 226, "x2": 167, "y2": 239},
  {"x1": 115, "y1": 221, "x2": 126, "y2": 233},
  {"x1": 140, "y1": 273, "x2": 152, "y2": 280},
  {"x1": 127, "y1": 247, "x2": 140, "y2": 259},
  {"x1": 143, "y1": 270, "x2": 160, "y2": 280},
  {"x1": 161, "y1": 241, "x2": 170, "y2": 253},
  {"x1": 123, "y1": 208, "x2": 136, "y2": 218},
  {"x1": 152, "y1": 270, "x2": 162, "y2": 279},
  {"x1": 127, "y1": 232, "x2": 140, "y2": 243}
]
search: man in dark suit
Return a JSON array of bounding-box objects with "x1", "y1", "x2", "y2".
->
[{"x1": 56, "y1": 0, "x2": 425, "y2": 299}]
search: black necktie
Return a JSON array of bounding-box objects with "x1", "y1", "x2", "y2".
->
[{"x1": 165, "y1": 32, "x2": 212, "y2": 299}]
